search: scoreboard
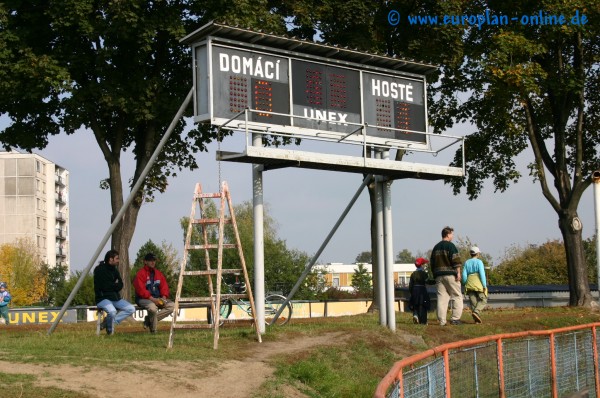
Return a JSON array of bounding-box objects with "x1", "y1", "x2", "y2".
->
[{"x1": 194, "y1": 41, "x2": 428, "y2": 148}]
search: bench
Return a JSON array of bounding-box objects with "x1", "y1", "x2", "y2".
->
[{"x1": 94, "y1": 303, "x2": 212, "y2": 335}]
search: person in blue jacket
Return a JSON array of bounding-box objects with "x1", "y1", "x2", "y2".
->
[
  {"x1": 0, "y1": 282, "x2": 11, "y2": 324},
  {"x1": 462, "y1": 246, "x2": 488, "y2": 324}
]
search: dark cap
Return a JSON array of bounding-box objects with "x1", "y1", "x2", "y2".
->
[{"x1": 144, "y1": 253, "x2": 157, "y2": 261}]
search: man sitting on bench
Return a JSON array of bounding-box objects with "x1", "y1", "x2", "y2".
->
[
  {"x1": 133, "y1": 253, "x2": 175, "y2": 333},
  {"x1": 94, "y1": 250, "x2": 136, "y2": 335}
]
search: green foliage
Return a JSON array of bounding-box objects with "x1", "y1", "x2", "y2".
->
[
  {"x1": 180, "y1": 200, "x2": 316, "y2": 299},
  {"x1": 490, "y1": 240, "x2": 567, "y2": 285},
  {"x1": 355, "y1": 251, "x2": 372, "y2": 264},
  {"x1": 55, "y1": 271, "x2": 95, "y2": 306},
  {"x1": 490, "y1": 237, "x2": 598, "y2": 286},
  {"x1": 351, "y1": 263, "x2": 373, "y2": 298},
  {"x1": 396, "y1": 249, "x2": 415, "y2": 263},
  {"x1": 40, "y1": 264, "x2": 68, "y2": 307}
]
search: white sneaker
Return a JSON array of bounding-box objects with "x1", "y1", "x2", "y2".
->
[{"x1": 412, "y1": 315, "x2": 419, "y2": 324}]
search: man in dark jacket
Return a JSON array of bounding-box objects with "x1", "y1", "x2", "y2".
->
[
  {"x1": 430, "y1": 226, "x2": 463, "y2": 326},
  {"x1": 94, "y1": 250, "x2": 135, "y2": 335},
  {"x1": 133, "y1": 253, "x2": 175, "y2": 333}
]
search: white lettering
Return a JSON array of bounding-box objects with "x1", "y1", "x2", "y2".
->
[
  {"x1": 243, "y1": 57, "x2": 253, "y2": 75},
  {"x1": 254, "y1": 57, "x2": 264, "y2": 77},
  {"x1": 302, "y1": 108, "x2": 348, "y2": 125},
  {"x1": 231, "y1": 55, "x2": 241, "y2": 73},
  {"x1": 265, "y1": 61, "x2": 274, "y2": 79},
  {"x1": 219, "y1": 53, "x2": 229, "y2": 72},
  {"x1": 219, "y1": 53, "x2": 281, "y2": 81},
  {"x1": 372, "y1": 79, "x2": 381, "y2": 96},
  {"x1": 370, "y1": 78, "x2": 415, "y2": 102}
]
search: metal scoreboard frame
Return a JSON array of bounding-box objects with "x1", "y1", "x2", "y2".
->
[{"x1": 184, "y1": 23, "x2": 434, "y2": 150}]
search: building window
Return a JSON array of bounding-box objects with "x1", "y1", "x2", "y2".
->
[
  {"x1": 36, "y1": 160, "x2": 41, "y2": 173},
  {"x1": 332, "y1": 274, "x2": 340, "y2": 288}
]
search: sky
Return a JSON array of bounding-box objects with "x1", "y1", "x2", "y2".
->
[{"x1": 22, "y1": 119, "x2": 595, "y2": 274}]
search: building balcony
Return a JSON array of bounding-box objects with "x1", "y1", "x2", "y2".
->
[
  {"x1": 55, "y1": 211, "x2": 65, "y2": 221},
  {"x1": 55, "y1": 192, "x2": 66, "y2": 204},
  {"x1": 56, "y1": 229, "x2": 67, "y2": 239},
  {"x1": 56, "y1": 248, "x2": 67, "y2": 258},
  {"x1": 55, "y1": 175, "x2": 65, "y2": 186}
]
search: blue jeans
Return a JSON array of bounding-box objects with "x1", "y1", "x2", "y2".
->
[{"x1": 97, "y1": 299, "x2": 135, "y2": 330}]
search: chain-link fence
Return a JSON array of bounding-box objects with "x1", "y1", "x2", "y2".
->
[{"x1": 375, "y1": 323, "x2": 600, "y2": 398}]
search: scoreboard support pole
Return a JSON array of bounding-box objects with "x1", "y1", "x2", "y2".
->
[
  {"x1": 382, "y1": 151, "x2": 396, "y2": 332},
  {"x1": 374, "y1": 150, "x2": 387, "y2": 326},
  {"x1": 253, "y1": 133, "x2": 266, "y2": 334}
]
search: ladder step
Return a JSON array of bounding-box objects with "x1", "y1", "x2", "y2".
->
[
  {"x1": 218, "y1": 294, "x2": 248, "y2": 300},
  {"x1": 173, "y1": 324, "x2": 215, "y2": 330},
  {"x1": 178, "y1": 297, "x2": 213, "y2": 303},
  {"x1": 187, "y1": 244, "x2": 237, "y2": 250},
  {"x1": 182, "y1": 269, "x2": 242, "y2": 276},
  {"x1": 191, "y1": 218, "x2": 232, "y2": 225},
  {"x1": 195, "y1": 193, "x2": 221, "y2": 198}
]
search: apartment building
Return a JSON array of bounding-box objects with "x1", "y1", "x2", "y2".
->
[{"x1": 0, "y1": 151, "x2": 70, "y2": 272}]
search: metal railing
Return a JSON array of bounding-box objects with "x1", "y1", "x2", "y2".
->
[{"x1": 375, "y1": 323, "x2": 600, "y2": 398}]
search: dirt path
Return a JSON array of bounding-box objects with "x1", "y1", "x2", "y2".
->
[{"x1": 6, "y1": 332, "x2": 347, "y2": 398}]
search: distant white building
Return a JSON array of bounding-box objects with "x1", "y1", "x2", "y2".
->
[
  {"x1": 0, "y1": 151, "x2": 70, "y2": 272},
  {"x1": 314, "y1": 262, "x2": 416, "y2": 291}
]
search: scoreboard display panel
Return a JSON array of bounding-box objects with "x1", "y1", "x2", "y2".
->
[
  {"x1": 291, "y1": 60, "x2": 361, "y2": 135},
  {"x1": 362, "y1": 72, "x2": 426, "y2": 145},
  {"x1": 194, "y1": 40, "x2": 428, "y2": 149}
]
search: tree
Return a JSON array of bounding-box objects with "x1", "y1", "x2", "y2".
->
[
  {"x1": 431, "y1": 2, "x2": 600, "y2": 307},
  {"x1": 180, "y1": 200, "x2": 316, "y2": 298},
  {"x1": 0, "y1": 1, "x2": 289, "y2": 300},
  {"x1": 490, "y1": 238, "x2": 598, "y2": 286},
  {"x1": 351, "y1": 263, "x2": 373, "y2": 297},
  {"x1": 40, "y1": 263, "x2": 68, "y2": 307},
  {"x1": 396, "y1": 249, "x2": 415, "y2": 264},
  {"x1": 355, "y1": 251, "x2": 372, "y2": 264},
  {"x1": 287, "y1": 0, "x2": 600, "y2": 307},
  {"x1": 491, "y1": 241, "x2": 568, "y2": 285},
  {"x1": 55, "y1": 271, "x2": 95, "y2": 306},
  {"x1": 0, "y1": 239, "x2": 46, "y2": 306}
]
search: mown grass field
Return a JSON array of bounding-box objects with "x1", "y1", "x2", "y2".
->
[{"x1": 1, "y1": 306, "x2": 599, "y2": 398}]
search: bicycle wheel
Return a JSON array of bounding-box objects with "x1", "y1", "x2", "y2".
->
[
  {"x1": 218, "y1": 299, "x2": 232, "y2": 325},
  {"x1": 264, "y1": 294, "x2": 292, "y2": 326}
]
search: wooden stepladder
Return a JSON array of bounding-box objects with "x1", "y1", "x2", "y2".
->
[{"x1": 168, "y1": 181, "x2": 261, "y2": 349}]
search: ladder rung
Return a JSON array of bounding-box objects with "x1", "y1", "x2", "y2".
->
[
  {"x1": 173, "y1": 324, "x2": 214, "y2": 330},
  {"x1": 182, "y1": 269, "x2": 242, "y2": 276},
  {"x1": 191, "y1": 218, "x2": 232, "y2": 225},
  {"x1": 195, "y1": 193, "x2": 221, "y2": 198},
  {"x1": 187, "y1": 244, "x2": 237, "y2": 250},
  {"x1": 218, "y1": 294, "x2": 248, "y2": 299},
  {"x1": 178, "y1": 297, "x2": 213, "y2": 303}
]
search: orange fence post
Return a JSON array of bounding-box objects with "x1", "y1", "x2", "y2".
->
[
  {"x1": 444, "y1": 349, "x2": 451, "y2": 397},
  {"x1": 497, "y1": 338, "x2": 505, "y2": 398},
  {"x1": 549, "y1": 332, "x2": 558, "y2": 398},
  {"x1": 592, "y1": 326, "x2": 600, "y2": 397}
]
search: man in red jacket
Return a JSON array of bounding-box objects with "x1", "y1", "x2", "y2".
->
[{"x1": 133, "y1": 253, "x2": 175, "y2": 333}]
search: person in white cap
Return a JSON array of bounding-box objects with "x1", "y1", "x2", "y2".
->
[{"x1": 462, "y1": 246, "x2": 488, "y2": 324}]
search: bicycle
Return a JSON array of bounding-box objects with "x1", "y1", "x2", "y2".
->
[{"x1": 218, "y1": 281, "x2": 292, "y2": 326}]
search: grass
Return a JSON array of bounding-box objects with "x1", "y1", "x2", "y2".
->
[{"x1": 1, "y1": 306, "x2": 600, "y2": 398}]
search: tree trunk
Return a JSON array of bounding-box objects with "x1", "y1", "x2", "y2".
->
[
  {"x1": 106, "y1": 157, "x2": 143, "y2": 302},
  {"x1": 558, "y1": 211, "x2": 594, "y2": 307}
]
